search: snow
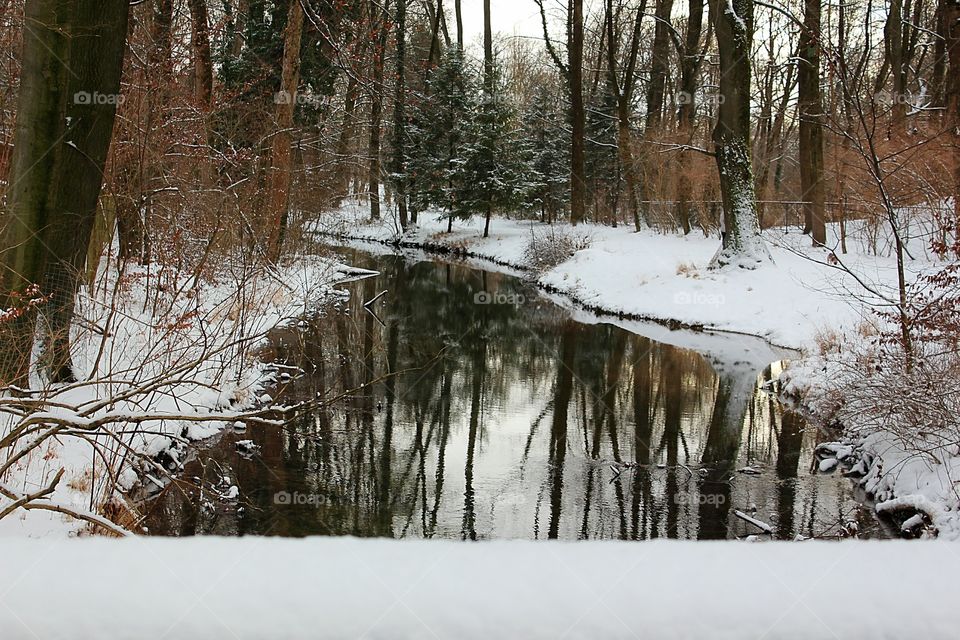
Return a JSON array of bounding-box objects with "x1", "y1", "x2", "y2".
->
[
  {"x1": 1, "y1": 252, "x2": 355, "y2": 538},
  {"x1": 316, "y1": 203, "x2": 938, "y2": 350},
  {"x1": 1, "y1": 537, "x2": 957, "y2": 639},
  {"x1": 782, "y1": 351, "x2": 960, "y2": 539}
]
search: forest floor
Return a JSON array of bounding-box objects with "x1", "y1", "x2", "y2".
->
[
  {"x1": 3, "y1": 536, "x2": 959, "y2": 639},
  {"x1": 0, "y1": 254, "x2": 362, "y2": 538},
  {"x1": 319, "y1": 203, "x2": 960, "y2": 540}
]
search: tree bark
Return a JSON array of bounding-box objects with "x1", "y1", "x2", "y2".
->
[
  {"x1": 393, "y1": 0, "x2": 409, "y2": 229},
  {"x1": 569, "y1": 0, "x2": 586, "y2": 225},
  {"x1": 368, "y1": 0, "x2": 389, "y2": 221},
  {"x1": 798, "y1": 0, "x2": 826, "y2": 244},
  {"x1": 0, "y1": 0, "x2": 130, "y2": 385},
  {"x1": 187, "y1": 0, "x2": 213, "y2": 110},
  {"x1": 266, "y1": 0, "x2": 305, "y2": 262},
  {"x1": 676, "y1": 0, "x2": 705, "y2": 234},
  {"x1": 455, "y1": 0, "x2": 463, "y2": 48},
  {"x1": 605, "y1": 0, "x2": 647, "y2": 231},
  {"x1": 946, "y1": 0, "x2": 960, "y2": 223},
  {"x1": 708, "y1": 0, "x2": 769, "y2": 267}
]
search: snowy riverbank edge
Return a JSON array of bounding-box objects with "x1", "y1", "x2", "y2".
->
[
  {"x1": 1, "y1": 254, "x2": 367, "y2": 538},
  {"x1": 313, "y1": 206, "x2": 933, "y2": 351},
  {"x1": 314, "y1": 208, "x2": 960, "y2": 539},
  {"x1": 2, "y1": 536, "x2": 957, "y2": 639}
]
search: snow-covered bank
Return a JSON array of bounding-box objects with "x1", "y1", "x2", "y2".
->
[
  {"x1": 1, "y1": 254, "x2": 363, "y2": 538},
  {"x1": 782, "y1": 345, "x2": 960, "y2": 540},
  {"x1": 315, "y1": 205, "x2": 937, "y2": 349},
  {"x1": 1, "y1": 537, "x2": 956, "y2": 639}
]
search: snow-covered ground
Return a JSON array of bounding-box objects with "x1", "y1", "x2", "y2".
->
[
  {"x1": 1, "y1": 253, "x2": 363, "y2": 537},
  {"x1": 782, "y1": 346, "x2": 960, "y2": 540},
  {"x1": 315, "y1": 203, "x2": 938, "y2": 350},
  {"x1": 2, "y1": 536, "x2": 958, "y2": 639}
]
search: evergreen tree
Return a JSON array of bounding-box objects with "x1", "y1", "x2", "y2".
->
[
  {"x1": 519, "y1": 86, "x2": 570, "y2": 222},
  {"x1": 453, "y1": 61, "x2": 523, "y2": 237},
  {"x1": 583, "y1": 84, "x2": 620, "y2": 221},
  {"x1": 406, "y1": 49, "x2": 476, "y2": 225}
]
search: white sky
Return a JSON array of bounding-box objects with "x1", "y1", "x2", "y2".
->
[{"x1": 459, "y1": 0, "x2": 549, "y2": 46}]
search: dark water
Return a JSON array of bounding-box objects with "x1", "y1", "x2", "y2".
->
[{"x1": 144, "y1": 247, "x2": 886, "y2": 540}]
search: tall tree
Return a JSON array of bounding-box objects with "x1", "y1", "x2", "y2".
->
[
  {"x1": 798, "y1": 0, "x2": 827, "y2": 244},
  {"x1": 265, "y1": 0, "x2": 305, "y2": 262},
  {"x1": 392, "y1": 0, "x2": 410, "y2": 229},
  {"x1": 569, "y1": 0, "x2": 586, "y2": 225},
  {"x1": 368, "y1": 0, "x2": 390, "y2": 220},
  {"x1": 947, "y1": 0, "x2": 960, "y2": 222},
  {"x1": 187, "y1": 0, "x2": 214, "y2": 110},
  {"x1": 605, "y1": 0, "x2": 647, "y2": 231},
  {"x1": 0, "y1": 0, "x2": 130, "y2": 385},
  {"x1": 536, "y1": 0, "x2": 587, "y2": 225},
  {"x1": 455, "y1": 0, "x2": 463, "y2": 48},
  {"x1": 675, "y1": 0, "x2": 705, "y2": 234},
  {"x1": 708, "y1": 0, "x2": 769, "y2": 267}
]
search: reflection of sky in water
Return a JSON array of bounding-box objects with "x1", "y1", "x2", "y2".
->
[{"x1": 145, "y1": 251, "x2": 887, "y2": 541}]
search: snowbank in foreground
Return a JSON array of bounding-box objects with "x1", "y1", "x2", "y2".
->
[
  {"x1": 315, "y1": 205, "x2": 936, "y2": 349},
  {"x1": 1, "y1": 537, "x2": 955, "y2": 639}
]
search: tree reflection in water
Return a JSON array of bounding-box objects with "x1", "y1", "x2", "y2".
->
[{"x1": 145, "y1": 251, "x2": 884, "y2": 540}]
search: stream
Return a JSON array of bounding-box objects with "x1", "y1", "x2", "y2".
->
[{"x1": 144, "y1": 246, "x2": 887, "y2": 540}]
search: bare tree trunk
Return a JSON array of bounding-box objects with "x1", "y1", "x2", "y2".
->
[
  {"x1": 393, "y1": 0, "x2": 409, "y2": 230},
  {"x1": 798, "y1": 0, "x2": 826, "y2": 244},
  {"x1": 605, "y1": 0, "x2": 647, "y2": 231},
  {"x1": 0, "y1": 0, "x2": 130, "y2": 385},
  {"x1": 708, "y1": 0, "x2": 769, "y2": 267},
  {"x1": 482, "y1": 0, "x2": 493, "y2": 238},
  {"x1": 266, "y1": 0, "x2": 305, "y2": 262},
  {"x1": 570, "y1": 0, "x2": 586, "y2": 225},
  {"x1": 334, "y1": 75, "x2": 358, "y2": 204},
  {"x1": 455, "y1": 0, "x2": 463, "y2": 48},
  {"x1": 676, "y1": 0, "x2": 705, "y2": 234},
  {"x1": 187, "y1": 0, "x2": 213, "y2": 110},
  {"x1": 0, "y1": 0, "x2": 71, "y2": 386},
  {"x1": 947, "y1": 0, "x2": 960, "y2": 223},
  {"x1": 886, "y1": 0, "x2": 907, "y2": 127},
  {"x1": 368, "y1": 0, "x2": 389, "y2": 221},
  {"x1": 646, "y1": 0, "x2": 675, "y2": 130}
]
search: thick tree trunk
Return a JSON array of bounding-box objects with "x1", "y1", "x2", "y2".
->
[
  {"x1": 187, "y1": 0, "x2": 213, "y2": 110},
  {"x1": 0, "y1": 0, "x2": 130, "y2": 385},
  {"x1": 798, "y1": 0, "x2": 826, "y2": 244},
  {"x1": 569, "y1": 0, "x2": 586, "y2": 225},
  {"x1": 266, "y1": 0, "x2": 305, "y2": 262},
  {"x1": 709, "y1": 0, "x2": 769, "y2": 268},
  {"x1": 0, "y1": 0, "x2": 71, "y2": 386}
]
